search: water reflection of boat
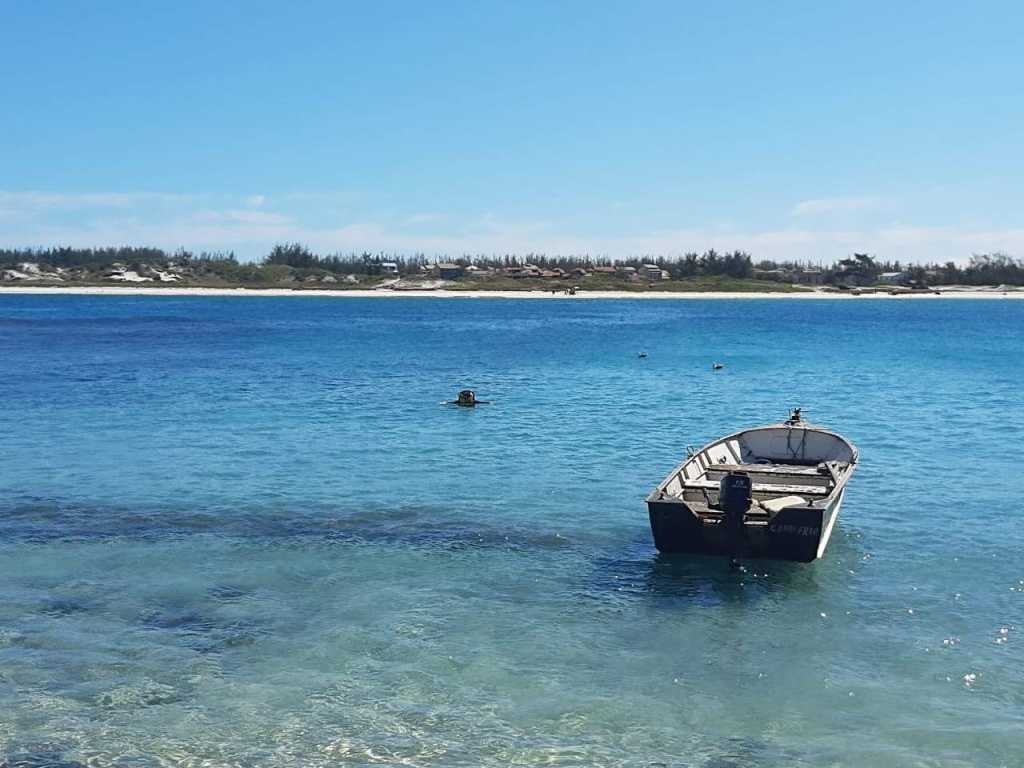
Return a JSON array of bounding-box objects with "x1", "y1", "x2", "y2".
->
[{"x1": 646, "y1": 409, "x2": 858, "y2": 563}]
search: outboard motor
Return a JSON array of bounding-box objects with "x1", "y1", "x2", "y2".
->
[{"x1": 719, "y1": 471, "x2": 752, "y2": 561}]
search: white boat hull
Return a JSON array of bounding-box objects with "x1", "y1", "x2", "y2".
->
[{"x1": 646, "y1": 415, "x2": 857, "y2": 563}]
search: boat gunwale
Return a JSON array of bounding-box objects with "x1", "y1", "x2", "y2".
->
[{"x1": 646, "y1": 420, "x2": 859, "y2": 506}]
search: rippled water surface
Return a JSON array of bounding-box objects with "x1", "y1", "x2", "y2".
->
[{"x1": 1, "y1": 295, "x2": 1022, "y2": 767}]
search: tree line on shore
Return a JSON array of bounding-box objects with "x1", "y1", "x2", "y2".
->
[{"x1": 1, "y1": 244, "x2": 1022, "y2": 286}]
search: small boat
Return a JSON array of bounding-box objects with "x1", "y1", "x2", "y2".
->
[{"x1": 646, "y1": 409, "x2": 858, "y2": 562}]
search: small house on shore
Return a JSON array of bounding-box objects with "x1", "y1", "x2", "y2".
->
[
  {"x1": 642, "y1": 264, "x2": 668, "y2": 281},
  {"x1": 513, "y1": 265, "x2": 542, "y2": 278},
  {"x1": 754, "y1": 268, "x2": 824, "y2": 285},
  {"x1": 878, "y1": 271, "x2": 909, "y2": 285},
  {"x1": 434, "y1": 263, "x2": 464, "y2": 280},
  {"x1": 794, "y1": 269, "x2": 824, "y2": 285}
]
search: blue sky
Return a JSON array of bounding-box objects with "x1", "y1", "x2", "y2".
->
[{"x1": 2, "y1": 1, "x2": 1022, "y2": 263}]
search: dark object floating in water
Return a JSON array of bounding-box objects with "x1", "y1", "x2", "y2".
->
[
  {"x1": 712, "y1": 362, "x2": 724, "y2": 370},
  {"x1": 445, "y1": 389, "x2": 490, "y2": 407},
  {"x1": 646, "y1": 408, "x2": 858, "y2": 563},
  {"x1": 638, "y1": 352, "x2": 648, "y2": 358}
]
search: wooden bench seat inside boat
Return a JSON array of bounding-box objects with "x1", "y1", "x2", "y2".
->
[
  {"x1": 682, "y1": 478, "x2": 831, "y2": 496},
  {"x1": 706, "y1": 463, "x2": 828, "y2": 476}
]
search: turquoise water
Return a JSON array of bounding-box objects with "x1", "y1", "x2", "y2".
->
[{"x1": 1, "y1": 295, "x2": 1022, "y2": 767}]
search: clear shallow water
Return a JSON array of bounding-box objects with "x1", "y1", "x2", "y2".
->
[{"x1": 0, "y1": 295, "x2": 1022, "y2": 767}]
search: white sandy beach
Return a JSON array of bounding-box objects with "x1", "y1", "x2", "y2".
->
[{"x1": 0, "y1": 285, "x2": 1022, "y2": 299}]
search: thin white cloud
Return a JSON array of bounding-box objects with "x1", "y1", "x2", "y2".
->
[
  {"x1": 2, "y1": 192, "x2": 1020, "y2": 265},
  {"x1": 403, "y1": 212, "x2": 444, "y2": 225},
  {"x1": 791, "y1": 196, "x2": 882, "y2": 217},
  {"x1": 0, "y1": 190, "x2": 197, "y2": 210},
  {"x1": 192, "y1": 209, "x2": 292, "y2": 226},
  {"x1": 8, "y1": 215, "x2": 1023, "y2": 264}
]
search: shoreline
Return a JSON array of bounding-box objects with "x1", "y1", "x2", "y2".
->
[{"x1": 0, "y1": 285, "x2": 1021, "y2": 300}]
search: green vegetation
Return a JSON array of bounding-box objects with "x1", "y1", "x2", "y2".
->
[
  {"x1": 1, "y1": 244, "x2": 1021, "y2": 290},
  {"x1": 445, "y1": 275, "x2": 809, "y2": 293}
]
